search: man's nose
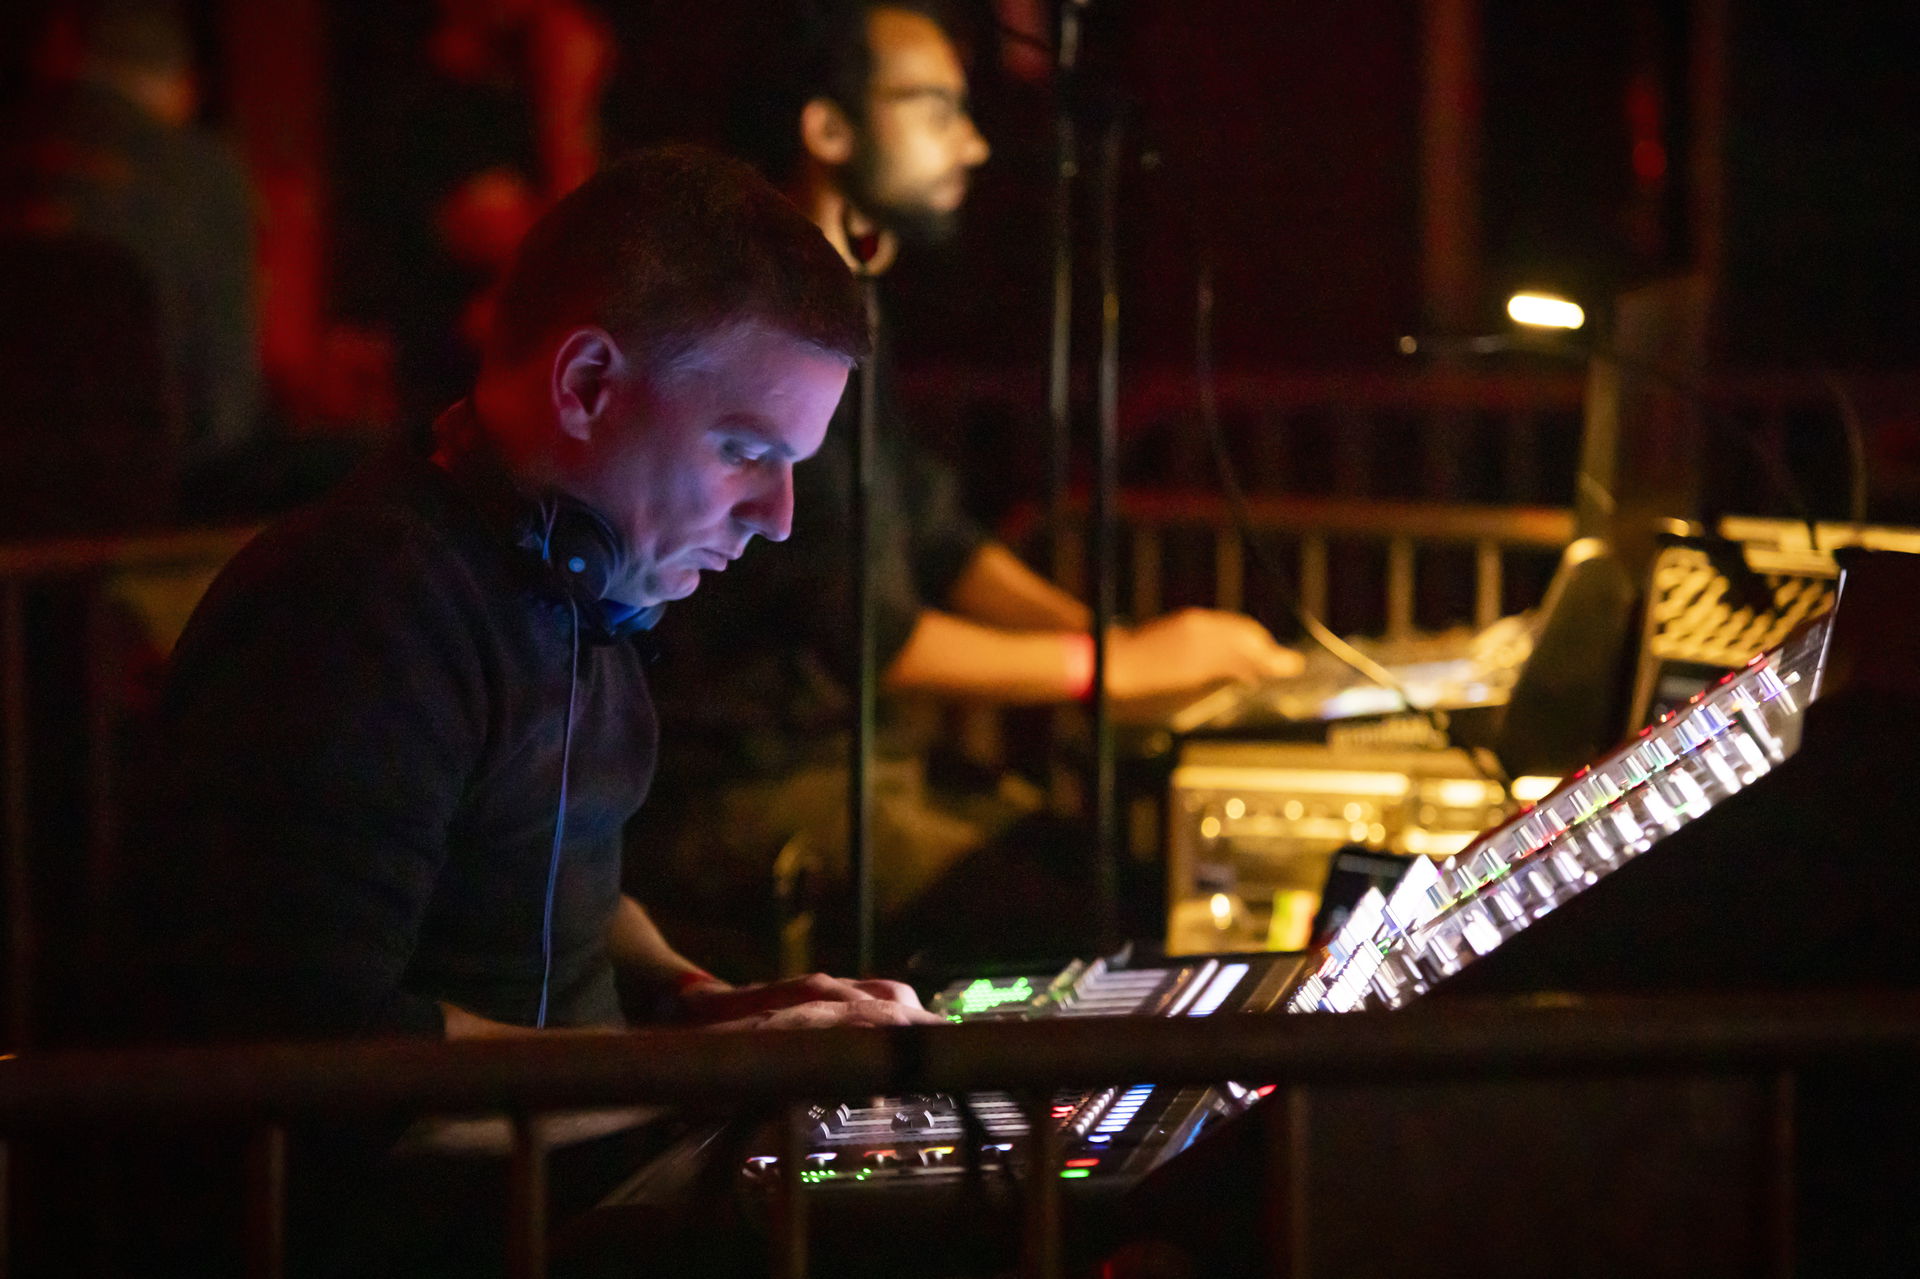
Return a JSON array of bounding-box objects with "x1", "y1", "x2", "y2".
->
[
  {"x1": 740, "y1": 465, "x2": 795, "y2": 543},
  {"x1": 961, "y1": 116, "x2": 990, "y2": 168}
]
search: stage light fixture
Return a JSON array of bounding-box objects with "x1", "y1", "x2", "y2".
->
[{"x1": 1507, "y1": 292, "x2": 1586, "y2": 330}]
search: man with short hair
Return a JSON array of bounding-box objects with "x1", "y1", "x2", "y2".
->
[
  {"x1": 134, "y1": 145, "x2": 932, "y2": 1042},
  {"x1": 640, "y1": 3, "x2": 1301, "y2": 975}
]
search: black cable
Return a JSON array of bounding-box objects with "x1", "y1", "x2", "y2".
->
[
  {"x1": 1088, "y1": 112, "x2": 1123, "y2": 950},
  {"x1": 845, "y1": 212, "x2": 882, "y2": 977},
  {"x1": 1821, "y1": 370, "x2": 1870, "y2": 532},
  {"x1": 1195, "y1": 257, "x2": 1512, "y2": 795}
]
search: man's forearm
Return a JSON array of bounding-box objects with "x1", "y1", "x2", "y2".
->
[
  {"x1": 944, "y1": 542, "x2": 1091, "y2": 632},
  {"x1": 606, "y1": 894, "x2": 726, "y2": 989},
  {"x1": 883, "y1": 609, "x2": 1090, "y2": 701}
]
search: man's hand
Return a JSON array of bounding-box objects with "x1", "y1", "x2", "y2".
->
[
  {"x1": 1108, "y1": 608, "x2": 1304, "y2": 700},
  {"x1": 680, "y1": 972, "x2": 945, "y2": 1030}
]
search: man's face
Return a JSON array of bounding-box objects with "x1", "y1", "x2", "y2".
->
[
  {"x1": 842, "y1": 7, "x2": 991, "y2": 246},
  {"x1": 575, "y1": 324, "x2": 849, "y2": 607}
]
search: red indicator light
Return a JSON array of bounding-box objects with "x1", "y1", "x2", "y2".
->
[
  {"x1": 1573, "y1": 766, "x2": 1590, "y2": 779},
  {"x1": 1065, "y1": 1158, "x2": 1101, "y2": 1168},
  {"x1": 865, "y1": 1149, "x2": 897, "y2": 1160},
  {"x1": 1254, "y1": 1085, "x2": 1277, "y2": 1098}
]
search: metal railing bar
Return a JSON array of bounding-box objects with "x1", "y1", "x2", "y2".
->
[
  {"x1": 1214, "y1": 529, "x2": 1244, "y2": 614},
  {"x1": 1474, "y1": 539, "x2": 1503, "y2": 629},
  {"x1": 506, "y1": 1112, "x2": 548, "y2": 1279},
  {"x1": 244, "y1": 1122, "x2": 287, "y2": 1279},
  {"x1": 999, "y1": 492, "x2": 1573, "y2": 553},
  {"x1": 1385, "y1": 537, "x2": 1416, "y2": 639},
  {"x1": 2, "y1": 995, "x2": 1918, "y2": 1130},
  {"x1": 3, "y1": 584, "x2": 31, "y2": 1052},
  {"x1": 1130, "y1": 527, "x2": 1161, "y2": 620},
  {"x1": 1769, "y1": 1069, "x2": 1796, "y2": 1279},
  {"x1": 0, "y1": 527, "x2": 255, "y2": 582},
  {"x1": 1300, "y1": 535, "x2": 1329, "y2": 621},
  {"x1": 84, "y1": 589, "x2": 117, "y2": 944},
  {"x1": 1019, "y1": 1089, "x2": 1063, "y2": 1279},
  {"x1": 1259, "y1": 1086, "x2": 1311, "y2": 1279},
  {"x1": 774, "y1": 1103, "x2": 809, "y2": 1279}
]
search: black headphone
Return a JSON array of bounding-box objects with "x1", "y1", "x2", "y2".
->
[
  {"x1": 432, "y1": 399, "x2": 666, "y2": 1027},
  {"x1": 432, "y1": 400, "x2": 664, "y2": 642}
]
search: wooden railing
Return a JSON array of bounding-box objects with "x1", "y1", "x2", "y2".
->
[
  {"x1": 2, "y1": 991, "x2": 1917, "y2": 1276},
  {"x1": 1007, "y1": 490, "x2": 1574, "y2": 639}
]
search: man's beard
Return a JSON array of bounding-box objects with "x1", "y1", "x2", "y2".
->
[{"x1": 842, "y1": 137, "x2": 965, "y2": 250}]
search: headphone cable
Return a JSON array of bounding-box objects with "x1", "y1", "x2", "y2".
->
[{"x1": 535, "y1": 493, "x2": 581, "y2": 1028}]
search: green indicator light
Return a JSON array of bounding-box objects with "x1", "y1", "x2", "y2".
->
[
  {"x1": 954, "y1": 976, "x2": 1037, "y2": 1016},
  {"x1": 1059, "y1": 1169, "x2": 1093, "y2": 1179}
]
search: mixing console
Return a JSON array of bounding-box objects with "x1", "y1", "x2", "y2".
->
[
  {"x1": 615, "y1": 551, "x2": 1920, "y2": 1273},
  {"x1": 736, "y1": 955, "x2": 1295, "y2": 1191},
  {"x1": 1289, "y1": 609, "x2": 1828, "y2": 1013}
]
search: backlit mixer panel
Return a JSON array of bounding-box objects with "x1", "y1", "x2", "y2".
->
[
  {"x1": 742, "y1": 955, "x2": 1294, "y2": 1190},
  {"x1": 1287, "y1": 611, "x2": 1831, "y2": 1015}
]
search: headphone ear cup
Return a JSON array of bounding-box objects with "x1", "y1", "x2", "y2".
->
[{"x1": 541, "y1": 498, "x2": 627, "y2": 606}]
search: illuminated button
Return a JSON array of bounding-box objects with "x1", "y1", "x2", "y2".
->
[
  {"x1": 918, "y1": 1146, "x2": 955, "y2": 1167},
  {"x1": 1460, "y1": 905, "x2": 1503, "y2": 956},
  {"x1": 1225, "y1": 797, "x2": 1246, "y2": 819},
  {"x1": 1423, "y1": 930, "x2": 1465, "y2": 976},
  {"x1": 804, "y1": 1152, "x2": 836, "y2": 1167},
  {"x1": 1551, "y1": 847, "x2": 1587, "y2": 886},
  {"x1": 1639, "y1": 786, "x2": 1679, "y2": 831},
  {"x1": 1526, "y1": 867, "x2": 1560, "y2": 910},
  {"x1": 865, "y1": 1149, "x2": 901, "y2": 1169},
  {"x1": 744, "y1": 1156, "x2": 779, "y2": 1178}
]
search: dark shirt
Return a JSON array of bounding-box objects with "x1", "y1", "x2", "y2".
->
[
  {"x1": 645, "y1": 346, "x2": 988, "y2": 798},
  {"x1": 133, "y1": 448, "x2": 657, "y2": 1040}
]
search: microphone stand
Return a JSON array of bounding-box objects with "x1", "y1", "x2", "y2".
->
[
  {"x1": 1089, "y1": 106, "x2": 1124, "y2": 952},
  {"x1": 846, "y1": 219, "x2": 882, "y2": 976},
  {"x1": 1046, "y1": 0, "x2": 1088, "y2": 579},
  {"x1": 1048, "y1": 0, "x2": 1120, "y2": 952}
]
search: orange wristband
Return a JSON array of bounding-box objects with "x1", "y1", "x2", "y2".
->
[{"x1": 1063, "y1": 632, "x2": 1096, "y2": 701}]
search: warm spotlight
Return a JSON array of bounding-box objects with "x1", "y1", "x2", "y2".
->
[{"x1": 1507, "y1": 292, "x2": 1586, "y2": 330}]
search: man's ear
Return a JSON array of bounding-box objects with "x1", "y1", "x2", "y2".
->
[
  {"x1": 799, "y1": 97, "x2": 855, "y2": 167},
  {"x1": 551, "y1": 328, "x2": 621, "y2": 442}
]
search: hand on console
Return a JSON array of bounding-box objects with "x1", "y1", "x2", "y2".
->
[
  {"x1": 1107, "y1": 608, "x2": 1304, "y2": 699},
  {"x1": 680, "y1": 972, "x2": 945, "y2": 1030}
]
